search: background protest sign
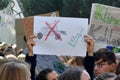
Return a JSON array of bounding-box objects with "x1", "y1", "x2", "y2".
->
[
  {"x1": 89, "y1": 3, "x2": 120, "y2": 50},
  {"x1": 15, "y1": 11, "x2": 59, "y2": 49},
  {"x1": 0, "y1": 14, "x2": 16, "y2": 44},
  {"x1": 34, "y1": 16, "x2": 88, "y2": 56}
]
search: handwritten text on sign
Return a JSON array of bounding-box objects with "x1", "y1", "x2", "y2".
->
[{"x1": 89, "y1": 3, "x2": 120, "y2": 47}]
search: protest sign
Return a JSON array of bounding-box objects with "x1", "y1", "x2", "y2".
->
[
  {"x1": 89, "y1": 3, "x2": 120, "y2": 50},
  {"x1": 0, "y1": 14, "x2": 16, "y2": 44},
  {"x1": 34, "y1": 16, "x2": 88, "y2": 56},
  {"x1": 15, "y1": 11, "x2": 60, "y2": 49}
]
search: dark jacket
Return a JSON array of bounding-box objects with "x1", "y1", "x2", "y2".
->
[
  {"x1": 84, "y1": 54, "x2": 95, "y2": 80},
  {"x1": 25, "y1": 54, "x2": 36, "y2": 80}
]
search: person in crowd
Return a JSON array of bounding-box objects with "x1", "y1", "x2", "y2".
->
[
  {"x1": 0, "y1": 51, "x2": 34, "y2": 80},
  {"x1": 26, "y1": 34, "x2": 95, "y2": 80},
  {"x1": 0, "y1": 58, "x2": 30, "y2": 68},
  {"x1": 84, "y1": 35, "x2": 95, "y2": 80},
  {"x1": 95, "y1": 73, "x2": 117, "y2": 80},
  {"x1": 25, "y1": 35, "x2": 37, "y2": 80},
  {"x1": 17, "y1": 53, "x2": 26, "y2": 60},
  {"x1": 5, "y1": 53, "x2": 17, "y2": 59},
  {"x1": 36, "y1": 68, "x2": 58, "y2": 80},
  {"x1": 26, "y1": 35, "x2": 59, "y2": 80},
  {"x1": 84, "y1": 38, "x2": 117, "y2": 79},
  {"x1": 3, "y1": 46, "x2": 15, "y2": 55},
  {"x1": 57, "y1": 55, "x2": 72, "y2": 66},
  {"x1": 94, "y1": 48, "x2": 116, "y2": 77},
  {"x1": 59, "y1": 67, "x2": 90, "y2": 80},
  {"x1": 52, "y1": 35, "x2": 95, "y2": 80},
  {"x1": 67, "y1": 56, "x2": 84, "y2": 67},
  {"x1": 1, "y1": 43, "x2": 12, "y2": 53},
  {"x1": 0, "y1": 59, "x2": 31, "y2": 80}
]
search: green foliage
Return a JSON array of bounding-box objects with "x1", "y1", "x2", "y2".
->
[
  {"x1": 20, "y1": 0, "x2": 32, "y2": 16},
  {"x1": 0, "y1": 0, "x2": 11, "y2": 10},
  {"x1": 20, "y1": 0, "x2": 63, "y2": 17},
  {"x1": 2, "y1": 0, "x2": 119, "y2": 18},
  {"x1": 60, "y1": 0, "x2": 94, "y2": 18}
]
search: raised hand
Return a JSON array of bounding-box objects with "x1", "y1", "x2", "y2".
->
[
  {"x1": 84, "y1": 35, "x2": 95, "y2": 56},
  {"x1": 27, "y1": 35, "x2": 37, "y2": 56}
]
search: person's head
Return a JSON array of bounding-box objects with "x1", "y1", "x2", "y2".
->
[
  {"x1": 5, "y1": 54, "x2": 17, "y2": 59},
  {"x1": 0, "y1": 61, "x2": 31, "y2": 80},
  {"x1": 67, "y1": 56, "x2": 84, "y2": 67},
  {"x1": 3, "y1": 46, "x2": 15, "y2": 55},
  {"x1": 58, "y1": 56, "x2": 72, "y2": 64},
  {"x1": 36, "y1": 68, "x2": 58, "y2": 80},
  {"x1": 17, "y1": 53, "x2": 25, "y2": 61},
  {"x1": 59, "y1": 67, "x2": 90, "y2": 80},
  {"x1": 94, "y1": 48, "x2": 116, "y2": 77},
  {"x1": 95, "y1": 73, "x2": 117, "y2": 80},
  {"x1": 0, "y1": 58, "x2": 30, "y2": 70}
]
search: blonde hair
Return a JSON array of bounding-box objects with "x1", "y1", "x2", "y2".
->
[
  {"x1": 0, "y1": 61, "x2": 30, "y2": 80},
  {"x1": 67, "y1": 56, "x2": 84, "y2": 67}
]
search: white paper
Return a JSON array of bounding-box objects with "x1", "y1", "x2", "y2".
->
[{"x1": 34, "y1": 16, "x2": 88, "y2": 56}]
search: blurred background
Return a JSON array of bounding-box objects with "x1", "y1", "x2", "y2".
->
[{"x1": 1, "y1": 0, "x2": 120, "y2": 20}]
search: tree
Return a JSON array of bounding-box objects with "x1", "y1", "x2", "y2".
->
[
  {"x1": 19, "y1": 0, "x2": 120, "y2": 18},
  {"x1": 0, "y1": 0, "x2": 11, "y2": 10}
]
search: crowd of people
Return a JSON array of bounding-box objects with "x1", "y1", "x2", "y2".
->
[{"x1": 0, "y1": 34, "x2": 120, "y2": 80}]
